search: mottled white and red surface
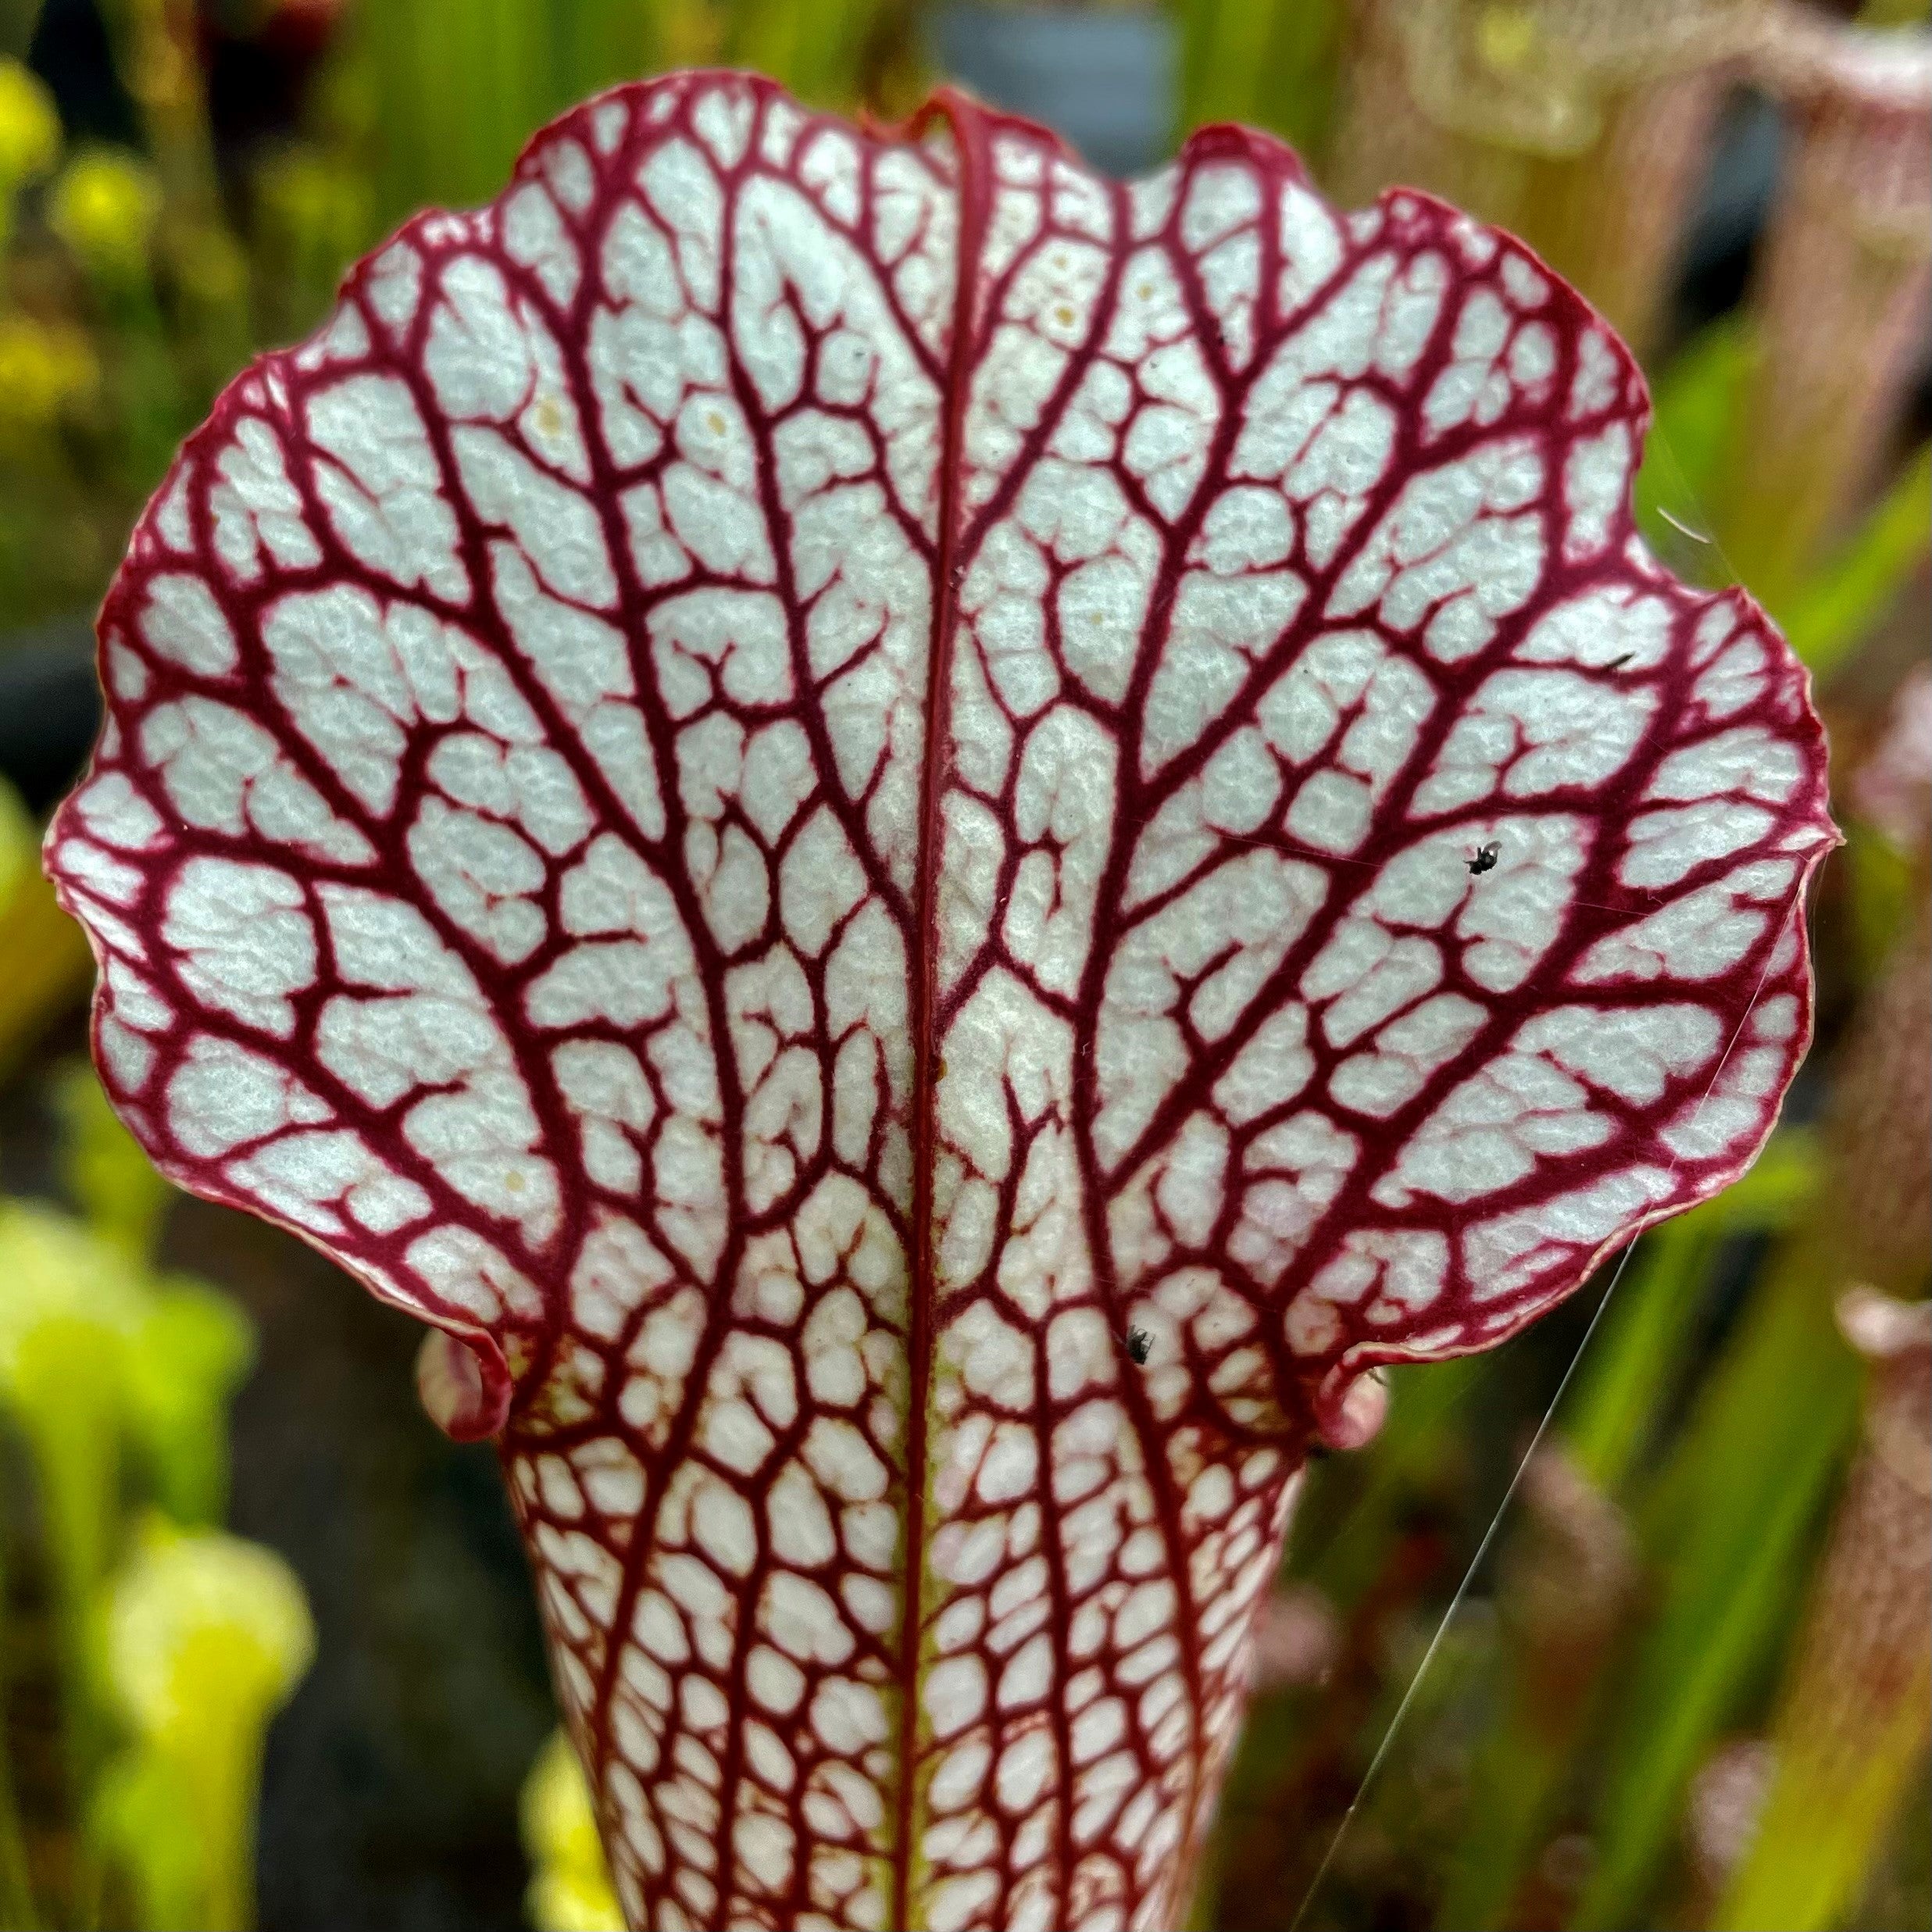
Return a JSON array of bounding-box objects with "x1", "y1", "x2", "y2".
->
[{"x1": 45, "y1": 74, "x2": 1834, "y2": 1932}]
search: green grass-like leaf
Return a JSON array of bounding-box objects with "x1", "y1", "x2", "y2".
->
[
  {"x1": 1573, "y1": 1246, "x2": 1861, "y2": 1930},
  {"x1": 1779, "y1": 445, "x2": 1932, "y2": 677}
]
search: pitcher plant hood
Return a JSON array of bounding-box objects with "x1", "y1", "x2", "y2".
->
[{"x1": 45, "y1": 72, "x2": 1836, "y2": 1932}]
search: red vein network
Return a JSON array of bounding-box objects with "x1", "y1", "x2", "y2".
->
[{"x1": 47, "y1": 73, "x2": 1834, "y2": 1932}]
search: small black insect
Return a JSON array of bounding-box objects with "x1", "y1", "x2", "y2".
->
[
  {"x1": 1466, "y1": 841, "x2": 1501, "y2": 877},
  {"x1": 1124, "y1": 1326, "x2": 1152, "y2": 1366},
  {"x1": 1605, "y1": 651, "x2": 1636, "y2": 671}
]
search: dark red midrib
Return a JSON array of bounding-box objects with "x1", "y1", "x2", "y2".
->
[
  {"x1": 670, "y1": 97, "x2": 975, "y2": 1903},
  {"x1": 889, "y1": 90, "x2": 993, "y2": 1932}
]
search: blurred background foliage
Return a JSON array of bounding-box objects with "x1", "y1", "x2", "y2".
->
[{"x1": 0, "y1": 0, "x2": 1924, "y2": 1928}]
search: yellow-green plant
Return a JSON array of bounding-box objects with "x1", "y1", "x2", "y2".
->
[
  {"x1": 0, "y1": 52, "x2": 59, "y2": 238},
  {"x1": 0, "y1": 1065, "x2": 304, "y2": 1928},
  {"x1": 96, "y1": 1520, "x2": 314, "y2": 1932},
  {"x1": 0, "y1": 780, "x2": 92, "y2": 1082},
  {"x1": 521, "y1": 1730, "x2": 623, "y2": 1932}
]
